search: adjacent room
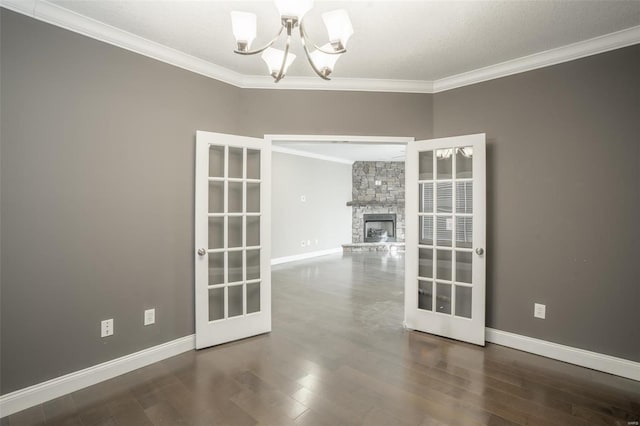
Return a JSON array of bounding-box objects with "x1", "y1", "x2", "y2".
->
[{"x1": 1, "y1": 0, "x2": 639, "y2": 424}]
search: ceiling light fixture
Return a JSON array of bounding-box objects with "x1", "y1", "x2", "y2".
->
[{"x1": 231, "y1": 0, "x2": 354, "y2": 82}]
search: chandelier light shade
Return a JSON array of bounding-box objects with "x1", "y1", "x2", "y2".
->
[
  {"x1": 309, "y1": 43, "x2": 342, "y2": 78},
  {"x1": 230, "y1": 0, "x2": 353, "y2": 82},
  {"x1": 230, "y1": 11, "x2": 257, "y2": 51},
  {"x1": 261, "y1": 47, "x2": 297, "y2": 77},
  {"x1": 322, "y1": 9, "x2": 354, "y2": 50}
]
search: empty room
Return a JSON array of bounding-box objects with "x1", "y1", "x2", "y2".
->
[{"x1": 1, "y1": 0, "x2": 639, "y2": 425}]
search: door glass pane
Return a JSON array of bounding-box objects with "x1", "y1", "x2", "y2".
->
[
  {"x1": 437, "y1": 182, "x2": 452, "y2": 213},
  {"x1": 247, "y1": 282, "x2": 260, "y2": 314},
  {"x1": 209, "y1": 145, "x2": 224, "y2": 178},
  {"x1": 208, "y1": 217, "x2": 224, "y2": 249},
  {"x1": 247, "y1": 183, "x2": 260, "y2": 213},
  {"x1": 456, "y1": 251, "x2": 472, "y2": 284},
  {"x1": 418, "y1": 248, "x2": 433, "y2": 278},
  {"x1": 247, "y1": 249, "x2": 260, "y2": 280},
  {"x1": 419, "y1": 216, "x2": 433, "y2": 245},
  {"x1": 229, "y1": 147, "x2": 243, "y2": 179},
  {"x1": 228, "y1": 251, "x2": 243, "y2": 283},
  {"x1": 208, "y1": 288, "x2": 224, "y2": 321},
  {"x1": 437, "y1": 216, "x2": 453, "y2": 247},
  {"x1": 436, "y1": 149, "x2": 453, "y2": 179},
  {"x1": 419, "y1": 151, "x2": 433, "y2": 180},
  {"x1": 455, "y1": 285, "x2": 472, "y2": 318},
  {"x1": 436, "y1": 250, "x2": 452, "y2": 281},
  {"x1": 228, "y1": 217, "x2": 243, "y2": 248},
  {"x1": 208, "y1": 253, "x2": 224, "y2": 285},
  {"x1": 418, "y1": 280, "x2": 433, "y2": 311},
  {"x1": 456, "y1": 182, "x2": 473, "y2": 214},
  {"x1": 456, "y1": 217, "x2": 473, "y2": 248},
  {"x1": 419, "y1": 183, "x2": 433, "y2": 213},
  {"x1": 456, "y1": 147, "x2": 473, "y2": 178},
  {"x1": 208, "y1": 181, "x2": 224, "y2": 213},
  {"x1": 228, "y1": 284, "x2": 243, "y2": 317},
  {"x1": 228, "y1": 182, "x2": 243, "y2": 213},
  {"x1": 436, "y1": 283, "x2": 452, "y2": 314},
  {"x1": 246, "y1": 216, "x2": 260, "y2": 247},
  {"x1": 247, "y1": 149, "x2": 261, "y2": 180}
]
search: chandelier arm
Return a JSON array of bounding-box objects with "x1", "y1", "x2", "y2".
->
[
  {"x1": 273, "y1": 21, "x2": 294, "y2": 82},
  {"x1": 299, "y1": 25, "x2": 331, "y2": 81},
  {"x1": 299, "y1": 20, "x2": 346, "y2": 55},
  {"x1": 233, "y1": 25, "x2": 285, "y2": 56}
]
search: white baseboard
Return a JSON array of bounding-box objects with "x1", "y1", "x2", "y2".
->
[
  {"x1": 270, "y1": 247, "x2": 343, "y2": 266},
  {"x1": 486, "y1": 328, "x2": 640, "y2": 381},
  {"x1": 0, "y1": 335, "x2": 196, "y2": 418}
]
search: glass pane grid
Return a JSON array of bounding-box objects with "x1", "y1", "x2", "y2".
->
[
  {"x1": 417, "y1": 145, "x2": 474, "y2": 319},
  {"x1": 207, "y1": 145, "x2": 262, "y2": 322}
]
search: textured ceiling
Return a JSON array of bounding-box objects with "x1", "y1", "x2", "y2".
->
[{"x1": 51, "y1": 0, "x2": 640, "y2": 81}]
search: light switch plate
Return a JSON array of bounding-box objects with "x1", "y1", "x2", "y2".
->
[
  {"x1": 534, "y1": 303, "x2": 546, "y2": 319},
  {"x1": 144, "y1": 308, "x2": 155, "y2": 326}
]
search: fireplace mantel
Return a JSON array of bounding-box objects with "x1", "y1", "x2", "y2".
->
[{"x1": 346, "y1": 201, "x2": 405, "y2": 207}]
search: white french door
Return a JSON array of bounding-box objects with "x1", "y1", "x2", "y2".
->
[
  {"x1": 194, "y1": 131, "x2": 271, "y2": 349},
  {"x1": 405, "y1": 134, "x2": 486, "y2": 345}
]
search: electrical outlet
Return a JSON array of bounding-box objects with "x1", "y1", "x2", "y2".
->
[
  {"x1": 307, "y1": 239, "x2": 311, "y2": 246},
  {"x1": 144, "y1": 308, "x2": 155, "y2": 326},
  {"x1": 300, "y1": 195, "x2": 306, "y2": 202},
  {"x1": 301, "y1": 240, "x2": 306, "y2": 247},
  {"x1": 101, "y1": 319, "x2": 114, "y2": 337},
  {"x1": 315, "y1": 239, "x2": 319, "y2": 245},
  {"x1": 534, "y1": 303, "x2": 546, "y2": 319}
]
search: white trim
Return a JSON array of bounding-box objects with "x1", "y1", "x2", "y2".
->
[
  {"x1": 272, "y1": 145, "x2": 354, "y2": 165},
  {"x1": 240, "y1": 75, "x2": 434, "y2": 93},
  {"x1": 271, "y1": 247, "x2": 342, "y2": 266},
  {"x1": 486, "y1": 328, "x2": 640, "y2": 382},
  {"x1": 2, "y1": 0, "x2": 636, "y2": 94},
  {"x1": 433, "y1": 26, "x2": 640, "y2": 92},
  {"x1": 266, "y1": 135, "x2": 414, "y2": 144},
  {"x1": 0, "y1": 335, "x2": 195, "y2": 418}
]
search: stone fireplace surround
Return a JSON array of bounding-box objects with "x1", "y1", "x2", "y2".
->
[{"x1": 344, "y1": 161, "x2": 405, "y2": 252}]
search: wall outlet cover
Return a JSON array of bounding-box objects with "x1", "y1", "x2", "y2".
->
[
  {"x1": 101, "y1": 319, "x2": 114, "y2": 337},
  {"x1": 300, "y1": 195, "x2": 306, "y2": 202}
]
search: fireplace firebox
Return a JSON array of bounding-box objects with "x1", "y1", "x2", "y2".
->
[{"x1": 363, "y1": 214, "x2": 396, "y2": 242}]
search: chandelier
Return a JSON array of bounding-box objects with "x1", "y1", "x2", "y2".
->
[{"x1": 230, "y1": 0, "x2": 354, "y2": 82}]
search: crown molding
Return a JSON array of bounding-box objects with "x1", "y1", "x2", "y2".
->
[
  {"x1": 239, "y1": 75, "x2": 434, "y2": 93},
  {"x1": 0, "y1": 0, "x2": 244, "y2": 87},
  {"x1": 433, "y1": 25, "x2": 640, "y2": 93},
  {"x1": 2, "y1": 0, "x2": 639, "y2": 94}
]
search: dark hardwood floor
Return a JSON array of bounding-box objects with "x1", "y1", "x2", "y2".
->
[{"x1": 4, "y1": 252, "x2": 640, "y2": 425}]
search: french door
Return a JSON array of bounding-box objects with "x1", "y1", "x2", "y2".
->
[
  {"x1": 194, "y1": 131, "x2": 271, "y2": 349},
  {"x1": 405, "y1": 134, "x2": 486, "y2": 345}
]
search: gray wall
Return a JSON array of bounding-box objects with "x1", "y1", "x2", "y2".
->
[
  {"x1": 433, "y1": 45, "x2": 640, "y2": 362},
  {"x1": 0, "y1": 8, "x2": 241, "y2": 394},
  {"x1": 239, "y1": 89, "x2": 433, "y2": 140},
  {"x1": 0, "y1": 9, "x2": 433, "y2": 394},
  {"x1": 271, "y1": 153, "x2": 351, "y2": 259}
]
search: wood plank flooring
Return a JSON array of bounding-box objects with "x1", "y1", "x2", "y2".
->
[{"x1": 4, "y1": 252, "x2": 639, "y2": 425}]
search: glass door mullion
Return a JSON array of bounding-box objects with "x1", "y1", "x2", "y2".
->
[
  {"x1": 223, "y1": 145, "x2": 229, "y2": 320},
  {"x1": 451, "y1": 149, "x2": 457, "y2": 317},
  {"x1": 242, "y1": 147, "x2": 247, "y2": 317}
]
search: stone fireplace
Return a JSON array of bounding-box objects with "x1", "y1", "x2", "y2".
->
[{"x1": 345, "y1": 161, "x2": 405, "y2": 250}]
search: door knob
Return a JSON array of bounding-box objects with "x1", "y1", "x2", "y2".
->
[
  {"x1": 197, "y1": 248, "x2": 207, "y2": 256},
  {"x1": 475, "y1": 248, "x2": 484, "y2": 255}
]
